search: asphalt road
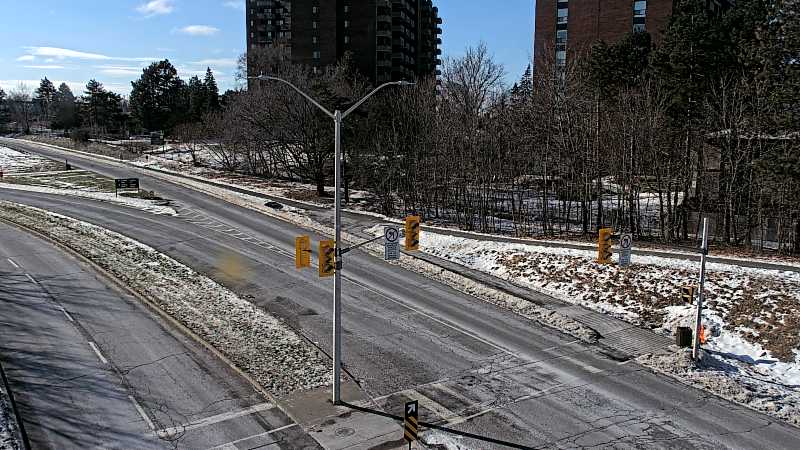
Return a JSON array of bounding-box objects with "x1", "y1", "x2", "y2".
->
[
  {"x1": 0, "y1": 220, "x2": 320, "y2": 450},
  {"x1": 2, "y1": 138, "x2": 800, "y2": 449}
]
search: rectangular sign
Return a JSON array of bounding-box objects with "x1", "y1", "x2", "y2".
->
[
  {"x1": 619, "y1": 233, "x2": 632, "y2": 267},
  {"x1": 384, "y1": 225, "x2": 400, "y2": 261},
  {"x1": 115, "y1": 178, "x2": 140, "y2": 191},
  {"x1": 404, "y1": 400, "x2": 418, "y2": 443}
]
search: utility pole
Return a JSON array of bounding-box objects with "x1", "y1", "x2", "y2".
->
[
  {"x1": 692, "y1": 217, "x2": 709, "y2": 360},
  {"x1": 249, "y1": 75, "x2": 413, "y2": 404}
]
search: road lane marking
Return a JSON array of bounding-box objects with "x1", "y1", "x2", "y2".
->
[
  {"x1": 155, "y1": 402, "x2": 276, "y2": 438},
  {"x1": 129, "y1": 396, "x2": 156, "y2": 431},
  {"x1": 25, "y1": 273, "x2": 36, "y2": 283},
  {"x1": 203, "y1": 424, "x2": 298, "y2": 450},
  {"x1": 7, "y1": 258, "x2": 19, "y2": 268},
  {"x1": 58, "y1": 305, "x2": 75, "y2": 322},
  {"x1": 88, "y1": 341, "x2": 108, "y2": 364}
]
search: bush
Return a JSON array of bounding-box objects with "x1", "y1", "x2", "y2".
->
[{"x1": 70, "y1": 128, "x2": 90, "y2": 145}]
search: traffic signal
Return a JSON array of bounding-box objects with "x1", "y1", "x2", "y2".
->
[
  {"x1": 319, "y1": 240, "x2": 336, "y2": 277},
  {"x1": 295, "y1": 236, "x2": 311, "y2": 269},
  {"x1": 681, "y1": 286, "x2": 696, "y2": 304},
  {"x1": 597, "y1": 228, "x2": 613, "y2": 264},
  {"x1": 405, "y1": 216, "x2": 421, "y2": 251}
]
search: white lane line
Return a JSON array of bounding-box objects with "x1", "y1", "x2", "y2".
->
[
  {"x1": 155, "y1": 402, "x2": 275, "y2": 437},
  {"x1": 58, "y1": 305, "x2": 75, "y2": 322},
  {"x1": 25, "y1": 273, "x2": 36, "y2": 283},
  {"x1": 129, "y1": 396, "x2": 156, "y2": 431},
  {"x1": 7, "y1": 258, "x2": 20, "y2": 269},
  {"x1": 88, "y1": 341, "x2": 108, "y2": 365},
  {"x1": 203, "y1": 424, "x2": 298, "y2": 450}
]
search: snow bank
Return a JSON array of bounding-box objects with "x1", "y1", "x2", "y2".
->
[
  {"x1": 0, "y1": 183, "x2": 177, "y2": 216},
  {"x1": 0, "y1": 382, "x2": 20, "y2": 450},
  {"x1": 0, "y1": 146, "x2": 59, "y2": 174},
  {"x1": 0, "y1": 201, "x2": 329, "y2": 395}
]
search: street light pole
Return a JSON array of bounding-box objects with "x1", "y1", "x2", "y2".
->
[{"x1": 248, "y1": 75, "x2": 413, "y2": 404}]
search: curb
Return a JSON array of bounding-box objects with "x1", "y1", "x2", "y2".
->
[
  {"x1": 0, "y1": 215, "x2": 305, "y2": 429},
  {"x1": 0, "y1": 354, "x2": 30, "y2": 450}
]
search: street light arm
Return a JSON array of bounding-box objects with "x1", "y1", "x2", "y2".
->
[
  {"x1": 250, "y1": 75, "x2": 335, "y2": 119},
  {"x1": 341, "y1": 81, "x2": 414, "y2": 119}
]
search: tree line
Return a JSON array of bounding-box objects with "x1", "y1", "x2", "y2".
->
[
  {"x1": 0, "y1": 60, "x2": 221, "y2": 139},
  {"x1": 193, "y1": 0, "x2": 798, "y2": 252}
]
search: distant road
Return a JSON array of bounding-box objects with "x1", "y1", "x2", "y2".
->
[{"x1": 0, "y1": 220, "x2": 318, "y2": 450}]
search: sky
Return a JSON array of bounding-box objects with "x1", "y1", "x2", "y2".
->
[{"x1": 0, "y1": 0, "x2": 534, "y2": 97}]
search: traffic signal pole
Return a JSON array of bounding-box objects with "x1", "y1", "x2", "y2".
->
[
  {"x1": 692, "y1": 217, "x2": 710, "y2": 361},
  {"x1": 248, "y1": 75, "x2": 414, "y2": 405},
  {"x1": 333, "y1": 109, "x2": 343, "y2": 404}
]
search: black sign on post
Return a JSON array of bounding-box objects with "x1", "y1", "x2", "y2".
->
[
  {"x1": 115, "y1": 178, "x2": 140, "y2": 196},
  {"x1": 404, "y1": 400, "x2": 418, "y2": 446}
]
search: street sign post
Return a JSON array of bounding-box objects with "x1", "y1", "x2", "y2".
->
[
  {"x1": 404, "y1": 400, "x2": 418, "y2": 446},
  {"x1": 384, "y1": 225, "x2": 400, "y2": 261},
  {"x1": 115, "y1": 178, "x2": 140, "y2": 197},
  {"x1": 619, "y1": 233, "x2": 632, "y2": 267}
]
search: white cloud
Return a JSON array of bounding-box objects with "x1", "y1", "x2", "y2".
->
[
  {"x1": 177, "y1": 25, "x2": 220, "y2": 36},
  {"x1": 16, "y1": 55, "x2": 35, "y2": 61},
  {"x1": 23, "y1": 47, "x2": 157, "y2": 62},
  {"x1": 96, "y1": 65, "x2": 145, "y2": 77},
  {"x1": 137, "y1": 0, "x2": 175, "y2": 17},
  {"x1": 23, "y1": 65, "x2": 66, "y2": 69},
  {"x1": 222, "y1": 1, "x2": 245, "y2": 11}
]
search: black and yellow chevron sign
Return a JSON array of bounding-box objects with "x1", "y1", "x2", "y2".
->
[
  {"x1": 681, "y1": 286, "x2": 696, "y2": 304},
  {"x1": 319, "y1": 240, "x2": 336, "y2": 278},
  {"x1": 597, "y1": 228, "x2": 613, "y2": 264},
  {"x1": 405, "y1": 216, "x2": 421, "y2": 251},
  {"x1": 404, "y1": 400, "x2": 418, "y2": 443}
]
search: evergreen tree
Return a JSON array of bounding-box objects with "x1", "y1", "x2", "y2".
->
[
  {"x1": 203, "y1": 67, "x2": 220, "y2": 113},
  {"x1": 53, "y1": 83, "x2": 78, "y2": 130},
  {"x1": 34, "y1": 77, "x2": 58, "y2": 124},
  {"x1": 129, "y1": 59, "x2": 189, "y2": 132},
  {"x1": 81, "y1": 79, "x2": 123, "y2": 136},
  {"x1": 589, "y1": 31, "x2": 652, "y2": 97},
  {"x1": 0, "y1": 87, "x2": 8, "y2": 131},
  {"x1": 187, "y1": 75, "x2": 206, "y2": 123}
]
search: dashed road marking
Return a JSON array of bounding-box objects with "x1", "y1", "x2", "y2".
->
[
  {"x1": 7, "y1": 258, "x2": 20, "y2": 269},
  {"x1": 155, "y1": 402, "x2": 276, "y2": 438},
  {"x1": 88, "y1": 341, "x2": 108, "y2": 364},
  {"x1": 129, "y1": 395, "x2": 156, "y2": 431},
  {"x1": 25, "y1": 273, "x2": 36, "y2": 283},
  {"x1": 58, "y1": 305, "x2": 75, "y2": 322}
]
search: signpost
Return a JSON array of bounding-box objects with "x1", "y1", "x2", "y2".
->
[
  {"x1": 693, "y1": 218, "x2": 710, "y2": 360},
  {"x1": 404, "y1": 400, "x2": 419, "y2": 446},
  {"x1": 619, "y1": 233, "x2": 632, "y2": 267},
  {"x1": 384, "y1": 225, "x2": 400, "y2": 261},
  {"x1": 114, "y1": 178, "x2": 140, "y2": 197}
]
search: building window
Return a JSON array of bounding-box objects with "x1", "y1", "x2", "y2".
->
[
  {"x1": 312, "y1": 6, "x2": 318, "y2": 14},
  {"x1": 557, "y1": 8, "x2": 568, "y2": 24},
  {"x1": 555, "y1": 50, "x2": 566, "y2": 66},
  {"x1": 633, "y1": 23, "x2": 646, "y2": 32},
  {"x1": 633, "y1": 1, "x2": 647, "y2": 18},
  {"x1": 344, "y1": 5, "x2": 350, "y2": 13},
  {"x1": 556, "y1": 30, "x2": 567, "y2": 51},
  {"x1": 313, "y1": 51, "x2": 321, "y2": 59},
  {"x1": 344, "y1": 20, "x2": 350, "y2": 28},
  {"x1": 312, "y1": 36, "x2": 318, "y2": 44},
  {"x1": 344, "y1": 36, "x2": 350, "y2": 44},
  {"x1": 312, "y1": 21, "x2": 318, "y2": 29}
]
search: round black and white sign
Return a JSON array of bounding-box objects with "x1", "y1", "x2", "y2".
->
[
  {"x1": 620, "y1": 234, "x2": 632, "y2": 249},
  {"x1": 385, "y1": 226, "x2": 400, "y2": 243}
]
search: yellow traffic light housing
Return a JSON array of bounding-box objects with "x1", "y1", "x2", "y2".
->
[
  {"x1": 295, "y1": 236, "x2": 311, "y2": 269},
  {"x1": 319, "y1": 240, "x2": 336, "y2": 277},
  {"x1": 597, "y1": 228, "x2": 613, "y2": 264},
  {"x1": 405, "y1": 216, "x2": 421, "y2": 251},
  {"x1": 681, "y1": 286, "x2": 696, "y2": 304}
]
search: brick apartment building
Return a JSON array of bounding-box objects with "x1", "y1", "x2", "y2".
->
[
  {"x1": 533, "y1": 0, "x2": 731, "y2": 74},
  {"x1": 246, "y1": 0, "x2": 442, "y2": 83}
]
